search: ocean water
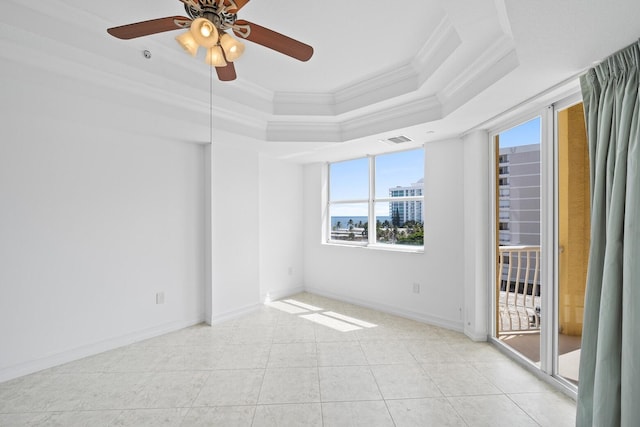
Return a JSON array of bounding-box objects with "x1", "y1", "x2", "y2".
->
[{"x1": 331, "y1": 216, "x2": 390, "y2": 228}]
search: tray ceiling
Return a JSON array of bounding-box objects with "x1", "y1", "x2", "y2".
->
[{"x1": 1, "y1": 0, "x2": 639, "y2": 162}]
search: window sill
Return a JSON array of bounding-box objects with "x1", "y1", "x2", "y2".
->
[{"x1": 324, "y1": 241, "x2": 424, "y2": 254}]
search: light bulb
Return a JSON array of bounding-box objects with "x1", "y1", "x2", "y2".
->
[
  {"x1": 190, "y1": 18, "x2": 219, "y2": 48},
  {"x1": 200, "y1": 22, "x2": 213, "y2": 37}
]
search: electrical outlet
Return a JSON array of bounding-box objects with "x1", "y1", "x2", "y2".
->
[
  {"x1": 156, "y1": 292, "x2": 165, "y2": 305},
  {"x1": 412, "y1": 283, "x2": 420, "y2": 294}
]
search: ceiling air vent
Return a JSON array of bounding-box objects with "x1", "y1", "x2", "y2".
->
[{"x1": 384, "y1": 135, "x2": 413, "y2": 144}]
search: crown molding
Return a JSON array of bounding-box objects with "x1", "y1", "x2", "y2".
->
[
  {"x1": 266, "y1": 120, "x2": 343, "y2": 142},
  {"x1": 331, "y1": 63, "x2": 420, "y2": 114},
  {"x1": 412, "y1": 16, "x2": 462, "y2": 84},
  {"x1": 440, "y1": 35, "x2": 516, "y2": 100},
  {"x1": 439, "y1": 35, "x2": 519, "y2": 115},
  {"x1": 266, "y1": 95, "x2": 441, "y2": 142},
  {"x1": 341, "y1": 96, "x2": 442, "y2": 141}
]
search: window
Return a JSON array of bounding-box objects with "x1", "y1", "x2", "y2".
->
[{"x1": 327, "y1": 148, "x2": 424, "y2": 248}]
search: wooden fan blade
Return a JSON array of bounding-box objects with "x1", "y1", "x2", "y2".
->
[
  {"x1": 233, "y1": 20, "x2": 313, "y2": 62},
  {"x1": 215, "y1": 62, "x2": 237, "y2": 81},
  {"x1": 225, "y1": 0, "x2": 251, "y2": 13},
  {"x1": 107, "y1": 16, "x2": 190, "y2": 40}
]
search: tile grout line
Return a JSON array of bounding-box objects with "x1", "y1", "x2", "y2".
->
[
  {"x1": 504, "y1": 392, "x2": 544, "y2": 426},
  {"x1": 357, "y1": 325, "x2": 399, "y2": 427},
  {"x1": 249, "y1": 309, "x2": 276, "y2": 427},
  {"x1": 314, "y1": 331, "x2": 325, "y2": 427}
]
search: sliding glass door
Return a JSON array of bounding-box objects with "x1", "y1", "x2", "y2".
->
[{"x1": 491, "y1": 97, "x2": 589, "y2": 391}]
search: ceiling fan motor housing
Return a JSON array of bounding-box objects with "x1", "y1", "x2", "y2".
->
[{"x1": 184, "y1": 2, "x2": 237, "y2": 30}]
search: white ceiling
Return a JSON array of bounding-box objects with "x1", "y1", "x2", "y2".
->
[{"x1": 2, "y1": 0, "x2": 640, "y2": 163}]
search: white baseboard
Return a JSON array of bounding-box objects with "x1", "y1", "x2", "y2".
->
[
  {"x1": 304, "y1": 286, "x2": 464, "y2": 333},
  {"x1": 209, "y1": 302, "x2": 262, "y2": 325},
  {"x1": 0, "y1": 315, "x2": 205, "y2": 384},
  {"x1": 464, "y1": 329, "x2": 489, "y2": 342},
  {"x1": 261, "y1": 286, "x2": 306, "y2": 303}
]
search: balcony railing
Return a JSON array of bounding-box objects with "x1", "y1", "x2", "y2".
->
[{"x1": 498, "y1": 245, "x2": 541, "y2": 333}]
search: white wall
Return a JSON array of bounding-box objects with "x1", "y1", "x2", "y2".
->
[
  {"x1": 0, "y1": 55, "x2": 206, "y2": 383},
  {"x1": 259, "y1": 157, "x2": 305, "y2": 301},
  {"x1": 204, "y1": 144, "x2": 306, "y2": 323},
  {"x1": 0, "y1": 124, "x2": 206, "y2": 382},
  {"x1": 208, "y1": 144, "x2": 261, "y2": 322},
  {"x1": 303, "y1": 140, "x2": 466, "y2": 331}
]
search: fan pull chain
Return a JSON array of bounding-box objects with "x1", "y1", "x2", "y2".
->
[{"x1": 210, "y1": 61, "x2": 213, "y2": 144}]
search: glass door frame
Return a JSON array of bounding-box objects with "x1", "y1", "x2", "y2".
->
[
  {"x1": 488, "y1": 108, "x2": 550, "y2": 373},
  {"x1": 551, "y1": 93, "x2": 584, "y2": 392},
  {"x1": 487, "y1": 92, "x2": 583, "y2": 396}
]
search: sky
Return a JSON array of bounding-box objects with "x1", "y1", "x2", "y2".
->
[
  {"x1": 499, "y1": 116, "x2": 541, "y2": 147},
  {"x1": 330, "y1": 149, "x2": 424, "y2": 217}
]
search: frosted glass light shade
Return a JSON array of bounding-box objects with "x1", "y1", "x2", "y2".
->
[
  {"x1": 206, "y1": 46, "x2": 227, "y2": 67},
  {"x1": 175, "y1": 31, "x2": 198, "y2": 56},
  {"x1": 190, "y1": 18, "x2": 219, "y2": 48},
  {"x1": 219, "y1": 33, "x2": 245, "y2": 62}
]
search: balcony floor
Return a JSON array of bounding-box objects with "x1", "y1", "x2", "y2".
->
[{"x1": 499, "y1": 332, "x2": 581, "y2": 384}]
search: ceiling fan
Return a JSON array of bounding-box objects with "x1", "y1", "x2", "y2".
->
[{"x1": 107, "y1": 0, "x2": 314, "y2": 81}]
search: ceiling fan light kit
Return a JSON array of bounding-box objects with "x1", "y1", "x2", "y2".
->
[
  {"x1": 175, "y1": 31, "x2": 199, "y2": 56},
  {"x1": 107, "y1": 0, "x2": 314, "y2": 81},
  {"x1": 206, "y1": 45, "x2": 227, "y2": 67},
  {"x1": 219, "y1": 33, "x2": 245, "y2": 62}
]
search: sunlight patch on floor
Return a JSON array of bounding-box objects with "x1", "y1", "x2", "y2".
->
[
  {"x1": 283, "y1": 299, "x2": 323, "y2": 311},
  {"x1": 265, "y1": 298, "x2": 378, "y2": 332},
  {"x1": 266, "y1": 300, "x2": 309, "y2": 314},
  {"x1": 300, "y1": 313, "x2": 362, "y2": 332},
  {"x1": 323, "y1": 311, "x2": 377, "y2": 328}
]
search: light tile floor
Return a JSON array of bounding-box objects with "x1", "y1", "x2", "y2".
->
[{"x1": 0, "y1": 293, "x2": 576, "y2": 426}]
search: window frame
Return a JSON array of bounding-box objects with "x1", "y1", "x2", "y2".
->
[{"x1": 326, "y1": 148, "x2": 424, "y2": 251}]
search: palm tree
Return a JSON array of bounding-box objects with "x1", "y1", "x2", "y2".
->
[{"x1": 392, "y1": 207, "x2": 401, "y2": 227}]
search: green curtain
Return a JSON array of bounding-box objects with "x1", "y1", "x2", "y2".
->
[{"x1": 577, "y1": 40, "x2": 640, "y2": 426}]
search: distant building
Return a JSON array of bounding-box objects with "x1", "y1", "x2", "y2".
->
[
  {"x1": 389, "y1": 179, "x2": 424, "y2": 224},
  {"x1": 498, "y1": 144, "x2": 540, "y2": 245}
]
